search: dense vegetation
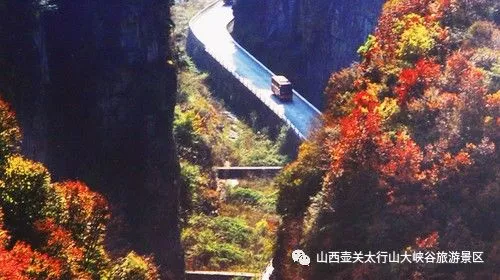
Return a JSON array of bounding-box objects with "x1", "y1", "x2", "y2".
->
[
  {"x1": 182, "y1": 178, "x2": 279, "y2": 271},
  {"x1": 0, "y1": 100, "x2": 159, "y2": 279},
  {"x1": 274, "y1": 0, "x2": 499, "y2": 279},
  {"x1": 172, "y1": 0, "x2": 286, "y2": 272}
]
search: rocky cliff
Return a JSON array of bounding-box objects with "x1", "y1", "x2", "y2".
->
[
  {"x1": 233, "y1": 0, "x2": 384, "y2": 107},
  {"x1": 0, "y1": 1, "x2": 183, "y2": 278}
]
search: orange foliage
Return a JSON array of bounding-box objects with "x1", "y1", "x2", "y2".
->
[
  {"x1": 35, "y1": 219, "x2": 90, "y2": 279},
  {"x1": 379, "y1": 132, "x2": 424, "y2": 183},
  {"x1": 0, "y1": 211, "x2": 62, "y2": 280}
]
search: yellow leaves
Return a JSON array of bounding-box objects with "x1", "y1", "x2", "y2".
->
[
  {"x1": 292, "y1": 178, "x2": 302, "y2": 187},
  {"x1": 0, "y1": 155, "x2": 52, "y2": 236},
  {"x1": 485, "y1": 90, "x2": 500, "y2": 107},
  {"x1": 174, "y1": 106, "x2": 204, "y2": 135},
  {"x1": 366, "y1": 83, "x2": 383, "y2": 98},
  {"x1": 393, "y1": 13, "x2": 441, "y2": 58},
  {"x1": 383, "y1": 0, "x2": 407, "y2": 12},
  {"x1": 4, "y1": 155, "x2": 50, "y2": 189},
  {"x1": 376, "y1": 98, "x2": 400, "y2": 121},
  {"x1": 191, "y1": 111, "x2": 205, "y2": 134},
  {"x1": 399, "y1": 24, "x2": 435, "y2": 56}
]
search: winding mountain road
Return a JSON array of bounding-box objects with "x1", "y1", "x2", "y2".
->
[{"x1": 189, "y1": 1, "x2": 321, "y2": 139}]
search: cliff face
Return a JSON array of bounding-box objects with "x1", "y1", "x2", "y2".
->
[
  {"x1": 0, "y1": 1, "x2": 183, "y2": 278},
  {"x1": 233, "y1": 0, "x2": 384, "y2": 107}
]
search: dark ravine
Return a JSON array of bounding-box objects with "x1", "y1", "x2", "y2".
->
[
  {"x1": 232, "y1": 0, "x2": 384, "y2": 108},
  {"x1": 0, "y1": 1, "x2": 183, "y2": 278}
]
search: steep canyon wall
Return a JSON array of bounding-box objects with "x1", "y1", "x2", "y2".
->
[
  {"x1": 233, "y1": 0, "x2": 384, "y2": 107},
  {"x1": 0, "y1": 1, "x2": 183, "y2": 278}
]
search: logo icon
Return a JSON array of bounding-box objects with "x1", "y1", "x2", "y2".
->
[{"x1": 292, "y1": 249, "x2": 311, "y2": 266}]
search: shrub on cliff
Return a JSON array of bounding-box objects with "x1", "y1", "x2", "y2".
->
[
  {"x1": 179, "y1": 160, "x2": 217, "y2": 217},
  {"x1": 110, "y1": 252, "x2": 159, "y2": 280},
  {"x1": 274, "y1": 0, "x2": 500, "y2": 279}
]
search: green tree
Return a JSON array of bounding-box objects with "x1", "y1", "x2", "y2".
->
[{"x1": 110, "y1": 252, "x2": 159, "y2": 280}]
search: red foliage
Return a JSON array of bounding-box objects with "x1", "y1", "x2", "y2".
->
[
  {"x1": 0, "y1": 211, "x2": 62, "y2": 280},
  {"x1": 415, "y1": 59, "x2": 441, "y2": 82},
  {"x1": 396, "y1": 59, "x2": 441, "y2": 103},
  {"x1": 0, "y1": 176, "x2": 109, "y2": 279},
  {"x1": 36, "y1": 219, "x2": 84, "y2": 260},
  {"x1": 416, "y1": 231, "x2": 439, "y2": 248},
  {"x1": 0, "y1": 243, "x2": 31, "y2": 280},
  {"x1": 353, "y1": 91, "x2": 379, "y2": 112},
  {"x1": 11, "y1": 242, "x2": 63, "y2": 280},
  {"x1": 0, "y1": 93, "x2": 144, "y2": 278},
  {"x1": 379, "y1": 132, "x2": 424, "y2": 184},
  {"x1": 396, "y1": 68, "x2": 419, "y2": 102},
  {"x1": 47, "y1": 181, "x2": 110, "y2": 278},
  {"x1": 330, "y1": 107, "x2": 382, "y2": 176},
  {"x1": 35, "y1": 219, "x2": 90, "y2": 279},
  {"x1": 52, "y1": 181, "x2": 109, "y2": 243}
]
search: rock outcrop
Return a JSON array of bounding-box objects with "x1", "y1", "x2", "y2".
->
[
  {"x1": 233, "y1": 0, "x2": 384, "y2": 107},
  {"x1": 0, "y1": 1, "x2": 183, "y2": 278}
]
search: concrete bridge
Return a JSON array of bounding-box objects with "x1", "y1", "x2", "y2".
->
[
  {"x1": 214, "y1": 166, "x2": 283, "y2": 179},
  {"x1": 187, "y1": 0, "x2": 321, "y2": 140}
]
